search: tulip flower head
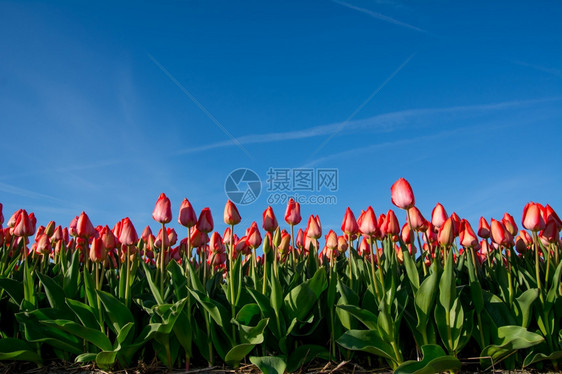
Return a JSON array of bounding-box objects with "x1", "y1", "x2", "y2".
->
[
  {"x1": 431, "y1": 203, "x2": 448, "y2": 228},
  {"x1": 522, "y1": 202, "x2": 545, "y2": 232},
  {"x1": 391, "y1": 178, "x2": 415, "y2": 210},
  {"x1": 341, "y1": 207, "x2": 359, "y2": 236},
  {"x1": 262, "y1": 206, "x2": 278, "y2": 233},
  {"x1": 153, "y1": 193, "x2": 172, "y2": 224},
  {"x1": 197, "y1": 208, "x2": 214, "y2": 233},
  {"x1": 178, "y1": 198, "x2": 197, "y2": 228},
  {"x1": 284, "y1": 198, "x2": 302, "y2": 226},
  {"x1": 359, "y1": 206, "x2": 380, "y2": 237},
  {"x1": 224, "y1": 200, "x2": 242, "y2": 226}
]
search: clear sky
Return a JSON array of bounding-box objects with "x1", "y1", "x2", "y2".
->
[{"x1": 1, "y1": 0, "x2": 561, "y2": 239}]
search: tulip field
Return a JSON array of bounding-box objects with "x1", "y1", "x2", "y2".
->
[{"x1": 0, "y1": 178, "x2": 561, "y2": 373}]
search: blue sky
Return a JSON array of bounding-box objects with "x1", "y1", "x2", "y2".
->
[{"x1": 1, "y1": 0, "x2": 561, "y2": 240}]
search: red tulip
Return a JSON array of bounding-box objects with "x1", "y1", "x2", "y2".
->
[
  {"x1": 209, "y1": 232, "x2": 225, "y2": 254},
  {"x1": 224, "y1": 200, "x2": 242, "y2": 226},
  {"x1": 197, "y1": 208, "x2": 214, "y2": 233},
  {"x1": 90, "y1": 237, "x2": 106, "y2": 263},
  {"x1": 100, "y1": 225, "x2": 117, "y2": 250},
  {"x1": 391, "y1": 178, "x2": 415, "y2": 210},
  {"x1": 296, "y1": 229, "x2": 304, "y2": 250},
  {"x1": 262, "y1": 206, "x2": 278, "y2": 233},
  {"x1": 234, "y1": 235, "x2": 251, "y2": 256},
  {"x1": 502, "y1": 213, "x2": 518, "y2": 236},
  {"x1": 382, "y1": 210, "x2": 400, "y2": 236},
  {"x1": 284, "y1": 198, "x2": 302, "y2": 225},
  {"x1": 178, "y1": 198, "x2": 197, "y2": 228},
  {"x1": 35, "y1": 233, "x2": 52, "y2": 255},
  {"x1": 338, "y1": 235, "x2": 348, "y2": 253},
  {"x1": 13, "y1": 210, "x2": 34, "y2": 237},
  {"x1": 167, "y1": 227, "x2": 178, "y2": 246},
  {"x1": 478, "y1": 217, "x2": 491, "y2": 239},
  {"x1": 358, "y1": 237, "x2": 370, "y2": 256},
  {"x1": 459, "y1": 219, "x2": 478, "y2": 248},
  {"x1": 44, "y1": 221, "x2": 55, "y2": 237},
  {"x1": 119, "y1": 217, "x2": 138, "y2": 246},
  {"x1": 450, "y1": 212, "x2": 461, "y2": 237},
  {"x1": 540, "y1": 220, "x2": 559, "y2": 244},
  {"x1": 522, "y1": 202, "x2": 545, "y2": 232},
  {"x1": 76, "y1": 212, "x2": 96, "y2": 239},
  {"x1": 152, "y1": 193, "x2": 172, "y2": 224},
  {"x1": 437, "y1": 217, "x2": 454, "y2": 246},
  {"x1": 490, "y1": 219, "x2": 509, "y2": 246},
  {"x1": 306, "y1": 215, "x2": 322, "y2": 239},
  {"x1": 545, "y1": 204, "x2": 562, "y2": 230},
  {"x1": 431, "y1": 203, "x2": 448, "y2": 228},
  {"x1": 408, "y1": 207, "x2": 427, "y2": 232},
  {"x1": 278, "y1": 230, "x2": 291, "y2": 255},
  {"x1": 401, "y1": 223, "x2": 413, "y2": 244},
  {"x1": 246, "y1": 222, "x2": 262, "y2": 249},
  {"x1": 341, "y1": 207, "x2": 359, "y2": 236},
  {"x1": 51, "y1": 225, "x2": 63, "y2": 242},
  {"x1": 359, "y1": 206, "x2": 380, "y2": 237},
  {"x1": 190, "y1": 226, "x2": 208, "y2": 248},
  {"x1": 0, "y1": 203, "x2": 3, "y2": 225},
  {"x1": 325, "y1": 230, "x2": 338, "y2": 249}
]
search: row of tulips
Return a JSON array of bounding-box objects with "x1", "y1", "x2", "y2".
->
[{"x1": 0, "y1": 178, "x2": 560, "y2": 373}]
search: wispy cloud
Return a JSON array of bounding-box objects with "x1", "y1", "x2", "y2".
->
[
  {"x1": 509, "y1": 60, "x2": 561, "y2": 78},
  {"x1": 332, "y1": 0, "x2": 428, "y2": 33},
  {"x1": 174, "y1": 97, "x2": 561, "y2": 155},
  {"x1": 0, "y1": 181, "x2": 63, "y2": 202}
]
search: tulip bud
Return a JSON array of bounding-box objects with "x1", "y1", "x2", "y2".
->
[
  {"x1": 545, "y1": 204, "x2": 562, "y2": 230},
  {"x1": 13, "y1": 210, "x2": 34, "y2": 237},
  {"x1": 450, "y1": 212, "x2": 461, "y2": 237},
  {"x1": 296, "y1": 229, "x2": 304, "y2": 250},
  {"x1": 77, "y1": 212, "x2": 96, "y2": 239},
  {"x1": 262, "y1": 206, "x2": 278, "y2": 233},
  {"x1": 522, "y1": 202, "x2": 545, "y2": 232},
  {"x1": 383, "y1": 210, "x2": 400, "y2": 236},
  {"x1": 167, "y1": 228, "x2": 177, "y2": 246},
  {"x1": 391, "y1": 178, "x2": 415, "y2": 210},
  {"x1": 341, "y1": 207, "x2": 359, "y2": 236},
  {"x1": 540, "y1": 220, "x2": 559, "y2": 244},
  {"x1": 0, "y1": 203, "x2": 3, "y2": 226},
  {"x1": 178, "y1": 198, "x2": 197, "y2": 228},
  {"x1": 278, "y1": 230, "x2": 291, "y2": 255},
  {"x1": 431, "y1": 203, "x2": 448, "y2": 228},
  {"x1": 44, "y1": 221, "x2": 55, "y2": 237},
  {"x1": 306, "y1": 215, "x2": 322, "y2": 239},
  {"x1": 437, "y1": 217, "x2": 454, "y2": 246},
  {"x1": 459, "y1": 219, "x2": 478, "y2": 248},
  {"x1": 359, "y1": 206, "x2": 379, "y2": 237},
  {"x1": 502, "y1": 213, "x2": 518, "y2": 237},
  {"x1": 407, "y1": 207, "x2": 427, "y2": 232},
  {"x1": 119, "y1": 217, "x2": 138, "y2": 246},
  {"x1": 325, "y1": 230, "x2": 338, "y2": 250},
  {"x1": 100, "y1": 225, "x2": 117, "y2": 250},
  {"x1": 152, "y1": 193, "x2": 172, "y2": 224},
  {"x1": 401, "y1": 223, "x2": 413, "y2": 244},
  {"x1": 197, "y1": 208, "x2": 214, "y2": 233},
  {"x1": 90, "y1": 237, "x2": 106, "y2": 263},
  {"x1": 246, "y1": 222, "x2": 262, "y2": 249},
  {"x1": 141, "y1": 226, "x2": 153, "y2": 243},
  {"x1": 284, "y1": 198, "x2": 302, "y2": 226},
  {"x1": 377, "y1": 214, "x2": 386, "y2": 238},
  {"x1": 190, "y1": 226, "x2": 208, "y2": 248},
  {"x1": 209, "y1": 232, "x2": 225, "y2": 253},
  {"x1": 7, "y1": 209, "x2": 23, "y2": 228},
  {"x1": 490, "y1": 219, "x2": 507, "y2": 246},
  {"x1": 35, "y1": 233, "x2": 52, "y2": 255},
  {"x1": 358, "y1": 237, "x2": 370, "y2": 256},
  {"x1": 224, "y1": 200, "x2": 242, "y2": 226},
  {"x1": 478, "y1": 217, "x2": 491, "y2": 239}
]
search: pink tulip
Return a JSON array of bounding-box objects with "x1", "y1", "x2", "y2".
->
[
  {"x1": 152, "y1": 193, "x2": 172, "y2": 224},
  {"x1": 284, "y1": 198, "x2": 302, "y2": 225},
  {"x1": 431, "y1": 203, "x2": 448, "y2": 228},
  {"x1": 306, "y1": 215, "x2": 322, "y2": 239},
  {"x1": 391, "y1": 178, "x2": 415, "y2": 210},
  {"x1": 437, "y1": 217, "x2": 454, "y2": 246},
  {"x1": 408, "y1": 207, "x2": 427, "y2": 232},
  {"x1": 522, "y1": 202, "x2": 545, "y2": 232}
]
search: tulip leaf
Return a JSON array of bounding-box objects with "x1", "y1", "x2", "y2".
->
[
  {"x1": 41, "y1": 319, "x2": 113, "y2": 351},
  {"x1": 235, "y1": 303, "x2": 261, "y2": 325},
  {"x1": 22, "y1": 261, "x2": 36, "y2": 309},
  {"x1": 402, "y1": 247, "x2": 419, "y2": 292},
  {"x1": 286, "y1": 344, "x2": 329, "y2": 373},
  {"x1": 0, "y1": 278, "x2": 24, "y2": 305},
  {"x1": 96, "y1": 350, "x2": 118, "y2": 370},
  {"x1": 438, "y1": 253, "x2": 455, "y2": 311},
  {"x1": 37, "y1": 273, "x2": 67, "y2": 312},
  {"x1": 66, "y1": 298, "x2": 98, "y2": 330},
  {"x1": 225, "y1": 343, "x2": 256, "y2": 367},
  {"x1": 523, "y1": 350, "x2": 562, "y2": 368},
  {"x1": 96, "y1": 290, "x2": 134, "y2": 335},
  {"x1": 250, "y1": 355, "x2": 287, "y2": 374},
  {"x1": 0, "y1": 338, "x2": 43, "y2": 364},
  {"x1": 337, "y1": 329, "x2": 397, "y2": 365},
  {"x1": 481, "y1": 325, "x2": 544, "y2": 366},
  {"x1": 394, "y1": 344, "x2": 461, "y2": 374},
  {"x1": 415, "y1": 267, "x2": 439, "y2": 333},
  {"x1": 513, "y1": 288, "x2": 538, "y2": 328},
  {"x1": 167, "y1": 260, "x2": 188, "y2": 300},
  {"x1": 63, "y1": 250, "x2": 80, "y2": 299},
  {"x1": 75, "y1": 353, "x2": 98, "y2": 363},
  {"x1": 284, "y1": 268, "x2": 327, "y2": 321},
  {"x1": 141, "y1": 260, "x2": 164, "y2": 305}
]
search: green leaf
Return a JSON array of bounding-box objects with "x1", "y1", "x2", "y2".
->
[
  {"x1": 37, "y1": 273, "x2": 67, "y2": 311},
  {"x1": 438, "y1": 253, "x2": 455, "y2": 311},
  {"x1": 514, "y1": 288, "x2": 538, "y2": 328},
  {"x1": 283, "y1": 268, "x2": 327, "y2": 322},
  {"x1": 0, "y1": 278, "x2": 24, "y2": 305},
  {"x1": 402, "y1": 247, "x2": 419, "y2": 292},
  {"x1": 75, "y1": 353, "x2": 98, "y2": 363},
  {"x1": 96, "y1": 290, "x2": 134, "y2": 335},
  {"x1": 523, "y1": 350, "x2": 562, "y2": 368},
  {"x1": 63, "y1": 250, "x2": 80, "y2": 298},
  {"x1": 336, "y1": 305, "x2": 378, "y2": 330},
  {"x1": 336, "y1": 329, "x2": 397, "y2": 365},
  {"x1": 394, "y1": 344, "x2": 461, "y2": 374},
  {"x1": 42, "y1": 319, "x2": 112, "y2": 351},
  {"x1": 189, "y1": 289, "x2": 231, "y2": 336},
  {"x1": 415, "y1": 267, "x2": 439, "y2": 335},
  {"x1": 96, "y1": 350, "x2": 118, "y2": 370},
  {"x1": 271, "y1": 274, "x2": 283, "y2": 314},
  {"x1": 82, "y1": 269, "x2": 97, "y2": 312},
  {"x1": 286, "y1": 344, "x2": 329, "y2": 373},
  {"x1": 225, "y1": 343, "x2": 255, "y2": 367},
  {"x1": 167, "y1": 260, "x2": 188, "y2": 300},
  {"x1": 481, "y1": 325, "x2": 544, "y2": 366},
  {"x1": 23, "y1": 261, "x2": 35, "y2": 309},
  {"x1": 250, "y1": 356, "x2": 287, "y2": 374},
  {"x1": 0, "y1": 338, "x2": 42, "y2": 364},
  {"x1": 239, "y1": 318, "x2": 268, "y2": 345},
  {"x1": 66, "y1": 298, "x2": 99, "y2": 330},
  {"x1": 141, "y1": 260, "x2": 164, "y2": 305},
  {"x1": 236, "y1": 303, "x2": 261, "y2": 325}
]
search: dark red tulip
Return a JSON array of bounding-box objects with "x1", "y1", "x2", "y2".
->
[{"x1": 197, "y1": 208, "x2": 214, "y2": 233}]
